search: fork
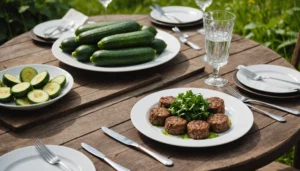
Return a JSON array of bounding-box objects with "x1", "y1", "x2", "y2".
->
[
  {"x1": 225, "y1": 87, "x2": 286, "y2": 122},
  {"x1": 44, "y1": 21, "x2": 75, "y2": 39},
  {"x1": 238, "y1": 65, "x2": 300, "y2": 87},
  {"x1": 172, "y1": 27, "x2": 201, "y2": 50},
  {"x1": 153, "y1": 4, "x2": 182, "y2": 23},
  {"x1": 34, "y1": 139, "x2": 73, "y2": 171}
]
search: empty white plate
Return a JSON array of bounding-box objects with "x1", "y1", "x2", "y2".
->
[
  {"x1": 237, "y1": 65, "x2": 300, "y2": 94},
  {"x1": 150, "y1": 6, "x2": 203, "y2": 24},
  {"x1": 0, "y1": 145, "x2": 95, "y2": 171}
]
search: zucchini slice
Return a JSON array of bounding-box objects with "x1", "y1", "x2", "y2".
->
[
  {"x1": 27, "y1": 90, "x2": 49, "y2": 104},
  {"x1": 15, "y1": 97, "x2": 31, "y2": 106},
  {"x1": 20, "y1": 67, "x2": 38, "y2": 82},
  {"x1": 0, "y1": 81, "x2": 5, "y2": 87},
  {"x1": 11, "y1": 82, "x2": 32, "y2": 98},
  {"x1": 30, "y1": 71, "x2": 49, "y2": 89},
  {"x1": 0, "y1": 87, "x2": 12, "y2": 102},
  {"x1": 43, "y1": 82, "x2": 61, "y2": 98},
  {"x1": 2, "y1": 74, "x2": 21, "y2": 87},
  {"x1": 50, "y1": 75, "x2": 66, "y2": 87}
]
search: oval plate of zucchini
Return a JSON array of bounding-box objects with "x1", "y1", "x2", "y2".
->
[
  {"x1": 51, "y1": 21, "x2": 180, "y2": 72},
  {"x1": 0, "y1": 64, "x2": 74, "y2": 111}
]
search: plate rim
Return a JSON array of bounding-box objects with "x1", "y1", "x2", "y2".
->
[
  {"x1": 150, "y1": 6, "x2": 203, "y2": 24},
  {"x1": 237, "y1": 64, "x2": 300, "y2": 94},
  {"x1": 0, "y1": 64, "x2": 74, "y2": 110},
  {"x1": 0, "y1": 145, "x2": 96, "y2": 171},
  {"x1": 51, "y1": 29, "x2": 180, "y2": 72},
  {"x1": 33, "y1": 19, "x2": 62, "y2": 39},
  {"x1": 130, "y1": 88, "x2": 254, "y2": 148}
]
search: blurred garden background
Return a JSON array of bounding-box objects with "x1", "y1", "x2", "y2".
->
[{"x1": 1, "y1": 0, "x2": 299, "y2": 166}]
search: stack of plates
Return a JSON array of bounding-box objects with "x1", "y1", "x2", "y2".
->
[
  {"x1": 233, "y1": 64, "x2": 300, "y2": 99},
  {"x1": 149, "y1": 6, "x2": 203, "y2": 27},
  {"x1": 29, "y1": 20, "x2": 71, "y2": 44}
]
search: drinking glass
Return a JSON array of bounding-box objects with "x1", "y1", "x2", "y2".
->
[
  {"x1": 204, "y1": 10, "x2": 236, "y2": 87},
  {"x1": 98, "y1": 0, "x2": 113, "y2": 21},
  {"x1": 194, "y1": 0, "x2": 213, "y2": 62}
]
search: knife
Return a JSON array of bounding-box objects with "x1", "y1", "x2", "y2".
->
[
  {"x1": 101, "y1": 127, "x2": 173, "y2": 166},
  {"x1": 81, "y1": 142, "x2": 130, "y2": 171}
]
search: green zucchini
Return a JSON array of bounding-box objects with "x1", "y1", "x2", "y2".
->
[
  {"x1": 15, "y1": 97, "x2": 31, "y2": 106},
  {"x1": 20, "y1": 67, "x2": 38, "y2": 82},
  {"x1": 27, "y1": 90, "x2": 49, "y2": 104},
  {"x1": 90, "y1": 47, "x2": 156, "y2": 66},
  {"x1": 0, "y1": 81, "x2": 5, "y2": 87},
  {"x1": 142, "y1": 25, "x2": 158, "y2": 36},
  {"x1": 72, "y1": 45, "x2": 98, "y2": 62},
  {"x1": 50, "y1": 75, "x2": 66, "y2": 87},
  {"x1": 150, "y1": 39, "x2": 167, "y2": 54},
  {"x1": 75, "y1": 21, "x2": 121, "y2": 36},
  {"x1": 43, "y1": 82, "x2": 61, "y2": 98},
  {"x1": 60, "y1": 37, "x2": 81, "y2": 52},
  {"x1": 0, "y1": 87, "x2": 12, "y2": 102},
  {"x1": 30, "y1": 71, "x2": 49, "y2": 89},
  {"x1": 98, "y1": 30, "x2": 154, "y2": 50},
  {"x1": 2, "y1": 74, "x2": 21, "y2": 87},
  {"x1": 76, "y1": 21, "x2": 141, "y2": 44},
  {"x1": 11, "y1": 82, "x2": 32, "y2": 98}
]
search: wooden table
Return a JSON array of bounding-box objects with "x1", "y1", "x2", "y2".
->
[{"x1": 1, "y1": 15, "x2": 300, "y2": 171}]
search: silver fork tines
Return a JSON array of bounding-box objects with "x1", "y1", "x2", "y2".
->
[
  {"x1": 34, "y1": 139, "x2": 73, "y2": 171},
  {"x1": 237, "y1": 65, "x2": 260, "y2": 80}
]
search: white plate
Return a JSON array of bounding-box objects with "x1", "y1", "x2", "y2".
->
[
  {"x1": 0, "y1": 145, "x2": 95, "y2": 171},
  {"x1": 52, "y1": 29, "x2": 180, "y2": 72},
  {"x1": 33, "y1": 20, "x2": 71, "y2": 39},
  {"x1": 237, "y1": 65, "x2": 300, "y2": 94},
  {"x1": 0, "y1": 64, "x2": 74, "y2": 111},
  {"x1": 150, "y1": 6, "x2": 203, "y2": 24},
  {"x1": 131, "y1": 88, "x2": 254, "y2": 148}
]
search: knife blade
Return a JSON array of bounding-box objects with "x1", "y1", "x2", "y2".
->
[
  {"x1": 101, "y1": 127, "x2": 173, "y2": 166},
  {"x1": 81, "y1": 142, "x2": 130, "y2": 171}
]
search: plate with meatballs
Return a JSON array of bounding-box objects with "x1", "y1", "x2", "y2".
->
[{"x1": 131, "y1": 88, "x2": 254, "y2": 147}]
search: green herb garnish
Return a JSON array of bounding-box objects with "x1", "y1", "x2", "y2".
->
[
  {"x1": 208, "y1": 132, "x2": 219, "y2": 139},
  {"x1": 179, "y1": 133, "x2": 189, "y2": 139},
  {"x1": 169, "y1": 90, "x2": 212, "y2": 122},
  {"x1": 162, "y1": 130, "x2": 169, "y2": 135}
]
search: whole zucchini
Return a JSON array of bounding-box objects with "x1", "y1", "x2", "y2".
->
[
  {"x1": 90, "y1": 47, "x2": 156, "y2": 66},
  {"x1": 150, "y1": 39, "x2": 167, "y2": 54},
  {"x1": 60, "y1": 37, "x2": 81, "y2": 52},
  {"x1": 76, "y1": 21, "x2": 141, "y2": 44},
  {"x1": 98, "y1": 30, "x2": 154, "y2": 49},
  {"x1": 142, "y1": 25, "x2": 158, "y2": 36},
  {"x1": 72, "y1": 45, "x2": 98, "y2": 62},
  {"x1": 75, "y1": 21, "x2": 121, "y2": 36}
]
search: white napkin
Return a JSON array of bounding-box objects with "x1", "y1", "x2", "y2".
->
[{"x1": 62, "y1": 8, "x2": 88, "y2": 28}]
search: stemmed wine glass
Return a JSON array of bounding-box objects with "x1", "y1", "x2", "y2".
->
[
  {"x1": 194, "y1": 0, "x2": 213, "y2": 62},
  {"x1": 204, "y1": 10, "x2": 236, "y2": 87},
  {"x1": 98, "y1": 0, "x2": 113, "y2": 21}
]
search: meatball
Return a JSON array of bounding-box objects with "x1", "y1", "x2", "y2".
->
[
  {"x1": 158, "y1": 96, "x2": 176, "y2": 108},
  {"x1": 187, "y1": 120, "x2": 210, "y2": 139},
  {"x1": 207, "y1": 114, "x2": 230, "y2": 133},
  {"x1": 164, "y1": 116, "x2": 187, "y2": 135},
  {"x1": 149, "y1": 108, "x2": 171, "y2": 126},
  {"x1": 206, "y1": 97, "x2": 225, "y2": 114}
]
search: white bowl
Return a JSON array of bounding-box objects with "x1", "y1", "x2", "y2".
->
[{"x1": 0, "y1": 64, "x2": 74, "y2": 111}]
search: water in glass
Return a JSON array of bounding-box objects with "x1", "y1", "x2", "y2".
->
[
  {"x1": 195, "y1": 0, "x2": 213, "y2": 11},
  {"x1": 98, "y1": 0, "x2": 112, "y2": 8}
]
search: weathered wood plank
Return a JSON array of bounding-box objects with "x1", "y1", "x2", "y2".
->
[{"x1": 1, "y1": 33, "x2": 32, "y2": 48}]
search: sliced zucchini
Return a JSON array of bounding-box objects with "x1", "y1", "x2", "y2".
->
[
  {"x1": 2, "y1": 74, "x2": 21, "y2": 87},
  {"x1": 30, "y1": 71, "x2": 49, "y2": 89},
  {"x1": 15, "y1": 97, "x2": 31, "y2": 106},
  {"x1": 11, "y1": 82, "x2": 32, "y2": 98},
  {"x1": 0, "y1": 87, "x2": 12, "y2": 102},
  {"x1": 43, "y1": 82, "x2": 61, "y2": 98},
  {"x1": 50, "y1": 75, "x2": 66, "y2": 87},
  {"x1": 20, "y1": 67, "x2": 38, "y2": 82},
  {"x1": 27, "y1": 90, "x2": 49, "y2": 104},
  {"x1": 0, "y1": 81, "x2": 5, "y2": 87}
]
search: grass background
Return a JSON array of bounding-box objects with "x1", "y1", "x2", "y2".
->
[{"x1": 1, "y1": 0, "x2": 300, "y2": 166}]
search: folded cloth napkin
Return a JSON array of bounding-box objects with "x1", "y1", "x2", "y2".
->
[{"x1": 62, "y1": 8, "x2": 88, "y2": 29}]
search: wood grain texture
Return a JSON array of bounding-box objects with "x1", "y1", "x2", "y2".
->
[{"x1": 0, "y1": 15, "x2": 299, "y2": 171}]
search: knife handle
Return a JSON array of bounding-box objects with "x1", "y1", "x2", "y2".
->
[
  {"x1": 103, "y1": 157, "x2": 130, "y2": 171},
  {"x1": 136, "y1": 145, "x2": 173, "y2": 166}
]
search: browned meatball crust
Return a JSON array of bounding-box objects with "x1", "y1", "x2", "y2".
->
[
  {"x1": 207, "y1": 114, "x2": 230, "y2": 133},
  {"x1": 149, "y1": 107, "x2": 171, "y2": 126},
  {"x1": 164, "y1": 116, "x2": 187, "y2": 135},
  {"x1": 187, "y1": 120, "x2": 210, "y2": 139},
  {"x1": 158, "y1": 96, "x2": 176, "y2": 108},
  {"x1": 206, "y1": 97, "x2": 225, "y2": 114}
]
